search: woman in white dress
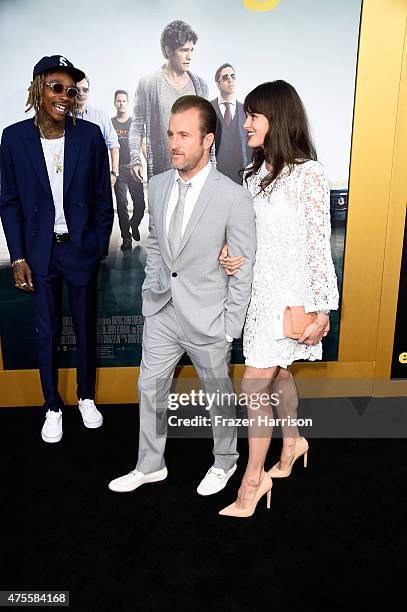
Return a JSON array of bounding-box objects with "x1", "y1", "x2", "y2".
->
[{"x1": 219, "y1": 81, "x2": 339, "y2": 517}]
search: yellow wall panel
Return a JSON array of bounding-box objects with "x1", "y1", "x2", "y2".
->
[
  {"x1": 338, "y1": 0, "x2": 407, "y2": 362},
  {"x1": 374, "y1": 16, "x2": 407, "y2": 378}
]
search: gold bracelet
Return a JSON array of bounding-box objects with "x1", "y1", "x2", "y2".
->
[{"x1": 11, "y1": 258, "x2": 26, "y2": 268}]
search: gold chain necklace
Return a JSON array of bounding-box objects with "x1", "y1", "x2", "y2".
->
[
  {"x1": 39, "y1": 125, "x2": 65, "y2": 174},
  {"x1": 53, "y1": 140, "x2": 64, "y2": 174}
]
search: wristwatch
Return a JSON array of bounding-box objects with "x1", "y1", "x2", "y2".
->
[{"x1": 111, "y1": 170, "x2": 119, "y2": 178}]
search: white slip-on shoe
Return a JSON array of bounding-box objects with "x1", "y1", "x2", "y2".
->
[
  {"x1": 78, "y1": 399, "x2": 103, "y2": 429},
  {"x1": 41, "y1": 409, "x2": 63, "y2": 443},
  {"x1": 197, "y1": 463, "x2": 237, "y2": 496},
  {"x1": 108, "y1": 467, "x2": 168, "y2": 493}
]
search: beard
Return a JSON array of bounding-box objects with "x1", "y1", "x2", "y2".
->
[{"x1": 170, "y1": 147, "x2": 204, "y2": 172}]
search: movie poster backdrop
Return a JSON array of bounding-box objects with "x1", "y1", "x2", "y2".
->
[{"x1": 0, "y1": 0, "x2": 362, "y2": 369}]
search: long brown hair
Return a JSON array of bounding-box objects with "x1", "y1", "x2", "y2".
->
[{"x1": 244, "y1": 80, "x2": 316, "y2": 192}]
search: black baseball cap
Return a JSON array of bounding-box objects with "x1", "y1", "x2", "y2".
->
[{"x1": 33, "y1": 55, "x2": 85, "y2": 83}]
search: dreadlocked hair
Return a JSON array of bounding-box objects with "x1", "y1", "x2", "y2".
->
[{"x1": 25, "y1": 73, "x2": 77, "y2": 126}]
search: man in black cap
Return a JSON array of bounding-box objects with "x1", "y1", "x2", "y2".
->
[{"x1": 0, "y1": 55, "x2": 114, "y2": 443}]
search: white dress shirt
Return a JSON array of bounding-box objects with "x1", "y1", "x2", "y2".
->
[
  {"x1": 166, "y1": 162, "x2": 233, "y2": 343},
  {"x1": 217, "y1": 95, "x2": 237, "y2": 121}
]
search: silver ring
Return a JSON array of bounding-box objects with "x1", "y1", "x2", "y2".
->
[{"x1": 21, "y1": 282, "x2": 27, "y2": 287}]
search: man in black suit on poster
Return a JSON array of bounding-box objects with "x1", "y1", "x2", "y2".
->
[{"x1": 211, "y1": 63, "x2": 251, "y2": 184}]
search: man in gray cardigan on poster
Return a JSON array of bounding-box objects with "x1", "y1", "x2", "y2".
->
[
  {"x1": 109, "y1": 96, "x2": 256, "y2": 496},
  {"x1": 129, "y1": 20, "x2": 210, "y2": 182}
]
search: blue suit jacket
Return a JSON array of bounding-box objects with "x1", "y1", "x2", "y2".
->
[{"x1": 0, "y1": 116, "x2": 113, "y2": 274}]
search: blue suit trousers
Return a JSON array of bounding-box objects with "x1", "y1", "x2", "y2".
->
[{"x1": 32, "y1": 240, "x2": 99, "y2": 411}]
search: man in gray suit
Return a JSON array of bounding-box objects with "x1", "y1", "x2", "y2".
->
[{"x1": 109, "y1": 96, "x2": 256, "y2": 496}]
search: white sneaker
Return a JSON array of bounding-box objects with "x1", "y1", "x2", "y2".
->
[
  {"x1": 108, "y1": 467, "x2": 168, "y2": 493},
  {"x1": 41, "y1": 409, "x2": 63, "y2": 443},
  {"x1": 78, "y1": 398, "x2": 103, "y2": 428},
  {"x1": 197, "y1": 464, "x2": 237, "y2": 496}
]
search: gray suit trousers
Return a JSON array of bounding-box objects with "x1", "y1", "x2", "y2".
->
[{"x1": 136, "y1": 301, "x2": 239, "y2": 474}]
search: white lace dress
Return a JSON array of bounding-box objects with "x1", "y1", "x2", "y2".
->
[{"x1": 243, "y1": 160, "x2": 339, "y2": 368}]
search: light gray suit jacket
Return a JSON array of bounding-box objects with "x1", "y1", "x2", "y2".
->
[{"x1": 142, "y1": 167, "x2": 256, "y2": 345}]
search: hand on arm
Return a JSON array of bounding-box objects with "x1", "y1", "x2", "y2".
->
[{"x1": 218, "y1": 244, "x2": 244, "y2": 275}]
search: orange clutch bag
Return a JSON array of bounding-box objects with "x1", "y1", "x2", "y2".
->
[{"x1": 283, "y1": 306, "x2": 330, "y2": 340}]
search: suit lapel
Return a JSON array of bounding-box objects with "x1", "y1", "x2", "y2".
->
[
  {"x1": 215, "y1": 100, "x2": 222, "y2": 120},
  {"x1": 63, "y1": 117, "x2": 82, "y2": 197},
  {"x1": 158, "y1": 170, "x2": 176, "y2": 263},
  {"x1": 23, "y1": 120, "x2": 52, "y2": 197},
  {"x1": 176, "y1": 167, "x2": 219, "y2": 259}
]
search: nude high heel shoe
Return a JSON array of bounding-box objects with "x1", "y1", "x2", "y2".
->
[
  {"x1": 267, "y1": 437, "x2": 309, "y2": 478},
  {"x1": 219, "y1": 473, "x2": 273, "y2": 518}
]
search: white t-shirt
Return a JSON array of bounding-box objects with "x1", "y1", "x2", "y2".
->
[{"x1": 40, "y1": 135, "x2": 67, "y2": 233}]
